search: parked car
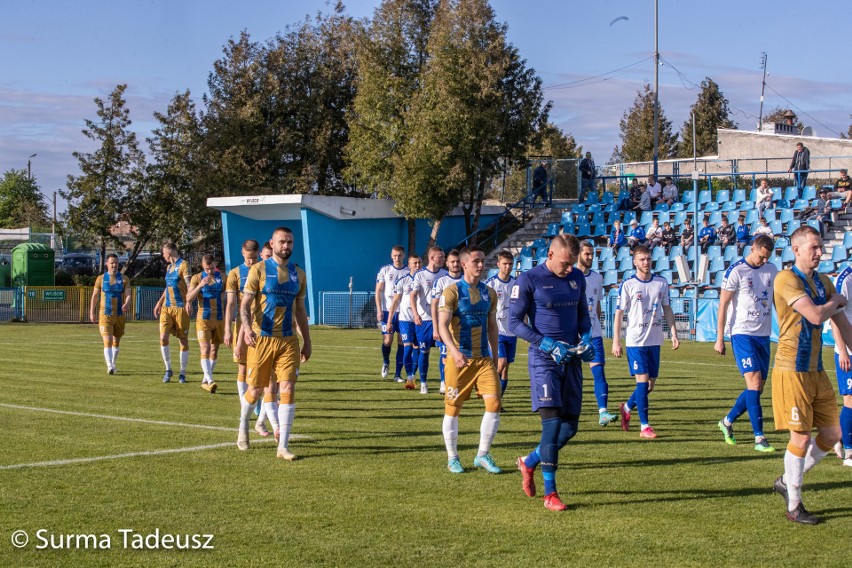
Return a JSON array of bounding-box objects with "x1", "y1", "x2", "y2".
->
[{"x1": 58, "y1": 253, "x2": 98, "y2": 276}]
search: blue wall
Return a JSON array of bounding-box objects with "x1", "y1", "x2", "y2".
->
[{"x1": 221, "y1": 207, "x2": 500, "y2": 324}]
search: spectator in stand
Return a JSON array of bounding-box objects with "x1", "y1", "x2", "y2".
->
[
  {"x1": 627, "y1": 219, "x2": 646, "y2": 250},
  {"x1": 646, "y1": 175, "x2": 662, "y2": 206},
  {"x1": 609, "y1": 220, "x2": 626, "y2": 253},
  {"x1": 645, "y1": 218, "x2": 663, "y2": 250},
  {"x1": 661, "y1": 221, "x2": 677, "y2": 253},
  {"x1": 736, "y1": 216, "x2": 751, "y2": 255},
  {"x1": 532, "y1": 161, "x2": 548, "y2": 205},
  {"x1": 578, "y1": 152, "x2": 596, "y2": 203},
  {"x1": 698, "y1": 217, "x2": 717, "y2": 254},
  {"x1": 756, "y1": 178, "x2": 774, "y2": 217},
  {"x1": 801, "y1": 187, "x2": 833, "y2": 236},
  {"x1": 717, "y1": 216, "x2": 735, "y2": 249},
  {"x1": 787, "y1": 142, "x2": 810, "y2": 191},
  {"x1": 754, "y1": 216, "x2": 774, "y2": 240},
  {"x1": 626, "y1": 180, "x2": 643, "y2": 210},
  {"x1": 832, "y1": 169, "x2": 851, "y2": 206},
  {"x1": 634, "y1": 183, "x2": 651, "y2": 212},
  {"x1": 680, "y1": 218, "x2": 695, "y2": 250},
  {"x1": 661, "y1": 177, "x2": 678, "y2": 206}
]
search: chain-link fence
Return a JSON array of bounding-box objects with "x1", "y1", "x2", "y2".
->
[{"x1": 319, "y1": 291, "x2": 377, "y2": 328}]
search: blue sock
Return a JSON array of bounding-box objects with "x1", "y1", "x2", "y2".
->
[
  {"x1": 557, "y1": 420, "x2": 579, "y2": 450},
  {"x1": 403, "y1": 345, "x2": 414, "y2": 375},
  {"x1": 539, "y1": 417, "x2": 561, "y2": 495},
  {"x1": 744, "y1": 389, "x2": 763, "y2": 438},
  {"x1": 439, "y1": 352, "x2": 445, "y2": 383},
  {"x1": 395, "y1": 345, "x2": 404, "y2": 377},
  {"x1": 254, "y1": 400, "x2": 261, "y2": 415},
  {"x1": 411, "y1": 350, "x2": 419, "y2": 376},
  {"x1": 500, "y1": 378, "x2": 508, "y2": 395},
  {"x1": 591, "y1": 365, "x2": 608, "y2": 409},
  {"x1": 381, "y1": 344, "x2": 391, "y2": 365},
  {"x1": 418, "y1": 349, "x2": 430, "y2": 383},
  {"x1": 726, "y1": 390, "x2": 748, "y2": 424},
  {"x1": 524, "y1": 446, "x2": 541, "y2": 469},
  {"x1": 636, "y1": 382, "x2": 650, "y2": 425},
  {"x1": 841, "y1": 406, "x2": 852, "y2": 450},
  {"x1": 627, "y1": 390, "x2": 637, "y2": 412}
]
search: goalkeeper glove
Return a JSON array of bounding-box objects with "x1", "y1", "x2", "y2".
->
[
  {"x1": 539, "y1": 337, "x2": 572, "y2": 365},
  {"x1": 576, "y1": 332, "x2": 596, "y2": 362}
]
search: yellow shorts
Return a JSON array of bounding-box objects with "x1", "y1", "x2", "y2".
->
[
  {"x1": 160, "y1": 306, "x2": 189, "y2": 339},
  {"x1": 772, "y1": 369, "x2": 840, "y2": 431},
  {"x1": 196, "y1": 318, "x2": 224, "y2": 345},
  {"x1": 443, "y1": 357, "x2": 499, "y2": 408},
  {"x1": 246, "y1": 335, "x2": 300, "y2": 388},
  {"x1": 98, "y1": 314, "x2": 126, "y2": 338},
  {"x1": 231, "y1": 321, "x2": 246, "y2": 365}
]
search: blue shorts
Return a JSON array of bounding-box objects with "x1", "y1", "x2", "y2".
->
[
  {"x1": 731, "y1": 335, "x2": 770, "y2": 379},
  {"x1": 498, "y1": 335, "x2": 517, "y2": 362},
  {"x1": 836, "y1": 352, "x2": 852, "y2": 396},
  {"x1": 588, "y1": 336, "x2": 605, "y2": 365},
  {"x1": 416, "y1": 321, "x2": 435, "y2": 351},
  {"x1": 528, "y1": 352, "x2": 583, "y2": 413},
  {"x1": 626, "y1": 346, "x2": 660, "y2": 378},
  {"x1": 398, "y1": 321, "x2": 417, "y2": 345},
  {"x1": 380, "y1": 311, "x2": 399, "y2": 335}
]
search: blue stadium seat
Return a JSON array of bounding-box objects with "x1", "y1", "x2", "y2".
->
[
  {"x1": 703, "y1": 202, "x2": 720, "y2": 212},
  {"x1": 762, "y1": 208, "x2": 776, "y2": 221},
  {"x1": 601, "y1": 258, "x2": 617, "y2": 272},
  {"x1": 707, "y1": 245, "x2": 722, "y2": 259},
  {"x1": 543, "y1": 223, "x2": 561, "y2": 237},
  {"x1": 682, "y1": 190, "x2": 695, "y2": 203},
  {"x1": 723, "y1": 245, "x2": 738, "y2": 262},
  {"x1": 606, "y1": 211, "x2": 621, "y2": 224},
  {"x1": 575, "y1": 223, "x2": 591, "y2": 238},
  {"x1": 775, "y1": 199, "x2": 789, "y2": 210},
  {"x1": 703, "y1": 289, "x2": 720, "y2": 299},
  {"x1": 721, "y1": 201, "x2": 738, "y2": 211},
  {"x1": 670, "y1": 202, "x2": 685, "y2": 211},
  {"x1": 708, "y1": 211, "x2": 722, "y2": 225},
  {"x1": 572, "y1": 204, "x2": 586, "y2": 213},
  {"x1": 669, "y1": 287, "x2": 680, "y2": 297},
  {"x1": 830, "y1": 199, "x2": 843, "y2": 210},
  {"x1": 654, "y1": 202, "x2": 669, "y2": 211},
  {"x1": 622, "y1": 269, "x2": 636, "y2": 280},
  {"x1": 655, "y1": 258, "x2": 671, "y2": 272},
  {"x1": 784, "y1": 187, "x2": 799, "y2": 202},
  {"x1": 602, "y1": 191, "x2": 615, "y2": 204},
  {"x1": 519, "y1": 246, "x2": 533, "y2": 258},
  {"x1": 659, "y1": 270, "x2": 673, "y2": 284},
  {"x1": 652, "y1": 246, "x2": 666, "y2": 261},
  {"x1": 769, "y1": 220, "x2": 783, "y2": 235},
  {"x1": 771, "y1": 187, "x2": 782, "y2": 201},
  {"x1": 616, "y1": 246, "x2": 631, "y2": 262},
  {"x1": 709, "y1": 257, "x2": 726, "y2": 273},
  {"x1": 698, "y1": 190, "x2": 712, "y2": 204},
  {"x1": 592, "y1": 224, "x2": 607, "y2": 238},
  {"x1": 784, "y1": 220, "x2": 801, "y2": 236},
  {"x1": 844, "y1": 232, "x2": 852, "y2": 250},
  {"x1": 532, "y1": 238, "x2": 547, "y2": 251},
  {"x1": 739, "y1": 200, "x2": 755, "y2": 213},
  {"x1": 726, "y1": 211, "x2": 739, "y2": 223},
  {"x1": 713, "y1": 270, "x2": 726, "y2": 287},
  {"x1": 657, "y1": 211, "x2": 671, "y2": 224},
  {"x1": 586, "y1": 192, "x2": 600, "y2": 205},
  {"x1": 561, "y1": 211, "x2": 573, "y2": 224},
  {"x1": 818, "y1": 260, "x2": 836, "y2": 274},
  {"x1": 591, "y1": 211, "x2": 605, "y2": 225},
  {"x1": 672, "y1": 211, "x2": 687, "y2": 228},
  {"x1": 774, "y1": 237, "x2": 789, "y2": 249},
  {"x1": 599, "y1": 247, "x2": 613, "y2": 261},
  {"x1": 640, "y1": 211, "x2": 654, "y2": 225},
  {"x1": 670, "y1": 245, "x2": 683, "y2": 258},
  {"x1": 603, "y1": 269, "x2": 618, "y2": 287},
  {"x1": 486, "y1": 268, "x2": 499, "y2": 279},
  {"x1": 715, "y1": 189, "x2": 730, "y2": 203},
  {"x1": 771, "y1": 257, "x2": 782, "y2": 271},
  {"x1": 781, "y1": 248, "x2": 795, "y2": 263},
  {"x1": 802, "y1": 186, "x2": 816, "y2": 200},
  {"x1": 687, "y1": 247, "x2": 696, "y2": 262},
  {"x1": 831, "y1": 246, "x2": 847, "y2": 263},
  {"x1": 792, "y1": 199, "x2": 808, "y2": 211},
  {"x1": 732, "y1": 189, "x2": 746, "y2": 203},
  {"x1": 744, "y1": 209, "x2": 758, "y2": 224},
  {"x1": 683, "y1": 288, "x2": 697, "y2": 298},
  {"x1": 519, "y1": 256, "x2": 534, "y2": 272},
  {"x1": 618, "y1": 257, "x2": 633, "y2": 271},
  {"x1": 622, "y1": 211, "x2": 636, "y2": 224},
  {"x1": 779, "y1": 208, "x2": 794, "y2": 223}
]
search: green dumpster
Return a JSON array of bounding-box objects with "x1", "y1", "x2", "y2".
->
[{"x1": 11, "y1": 243, "x2": 55, "y2": 287}]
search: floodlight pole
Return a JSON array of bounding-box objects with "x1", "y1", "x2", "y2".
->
[
  {"x1": 758, "y1": 53, "x2": 767, "y2": 131},
  {"x1": 653, "y1": 0, "x2": 659, "y2": 179}
]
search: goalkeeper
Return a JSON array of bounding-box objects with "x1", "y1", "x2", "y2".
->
[{"x1": 508, "y1": 234, "x2": 595, "y2": 512}]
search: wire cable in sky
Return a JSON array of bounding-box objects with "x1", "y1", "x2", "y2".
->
[
  {"x1": 763, "y1": 83, "x2": 840, "y2": 136},
  {"x1": 544, "y1": 56, "x2": 653, "y2": 91}
]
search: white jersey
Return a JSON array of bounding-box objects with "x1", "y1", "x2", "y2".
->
[
  {"x1": 411, "y1": 267, "x2": 447, "y2": 321},
  {"x1": 583, "y1": 269, "x2": 604, "y2": 339},
  {"x1": 485, "y1": 274, "x2": 516, "y2": 337},
  {"x1": 721, "y1": 258, "x2": 777, "y2": 337},
  {"x1": 376, "y1": 263, "x2": 408, "y2": 312},
  {"x1": 834, "y1": 266, "x2": 852, "y2": 355},
  {"x1": 432, "y1": 273, "x2": 462, "y2": 306},
  {"x1": 616, "y1": 273, "x2": 670, "y2": 347},
  {"x1": 394, "y1": 273, "x2": 417, "y2": 322}
]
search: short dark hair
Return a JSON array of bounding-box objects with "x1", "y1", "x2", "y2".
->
[
  {"x1": 459, "y1": 245, "x2": 484, "y2": 259},
  {"x1": 202, "y1": 254, "x2": 217, "y2": 266},
  {"x1": 579, "y1": 240, "x2": 595, "y2": 252},
  {"x1": 261, "y1": 242, "x2": 273, "y2": 252},
  {"x1": 446, "y1": 248, "x2": 461, "y2": 259},
  {"x1": 106, "y1": 253, "x2": 119, "y2": 261},
  {"x1": 496, "y1": 250, "x2": 514, "y2": 263},
  {"x1": 551, "y1": 234, "x2": 580, "y2": 256},
  {"x1": 272, "y1": 226, "x2": 293, "y2": 237},
  {"x1": 162, "y1": 242, "x2": 179, "y2": 255},
  {"x1": 242, "y1": 239, "x2": 259, "y2": 253},
  {"x1": 632, "y1": 245, "x2": 651, "y2": 257},
  {"x1": 752, "y1": 234, "x2": 774, "y2": 252},
  {"x1": 791, "y1": 225, "x2": 820, "y2": 242},
  {"x1": 392, "y1": 245, "x2": 405, "y2": 253}
]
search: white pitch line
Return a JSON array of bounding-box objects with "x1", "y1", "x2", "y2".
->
[
  {"x1": 0, "y1": 440, "x2": 278, "y2": 471},
  {"x1": 0, "y1": 403, "x2": 312, "y2": 440}
]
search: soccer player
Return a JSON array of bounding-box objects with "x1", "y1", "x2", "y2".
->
[
  {"x1": 612, "y1": 245, "x2": 679, "y2": 439},
  {"x1": 832, "y1": 264, "x2": 852, "y2": 467},
  {"x1": 577, "y1": 242, "x2": 617, "y2": 426},
  {"x1": 387, "y1": 255, "x2": 421, "y2": 388},
  {"x1": 224, "y1": 240, "x2": 266, "y2": 431},
  {"x1": 375, "y1": 246, "x2": 408, "y2": 380},
  {"x1": 485, "y1": 250, "x2": 516, "y2": 396},
  {"x1": 410, "y1": 246, "x2": 447, "y2": 394},
  {"x1": 510, "y1": 234, "x2": 596, "y2": 511},
  {"x1": 431, "y1": 249, "x2": 462, "y2": 395},
  {"x1": 89, "y1": 253, "x2": 131, "y2": 374},
  {"x1": 770, "y1": 226, "x2": 852, "y2": 524},
  {"x1": 186, "y1": 255, "x2": 225, "y2": 394},
  {"x1": 714, "y1": 234, "x2": 778, "y2": 452},
  {"x1": 153, "y1": 242, "x2": 192, "y2": 384},
  {"x1": 438, "y1": 245, "x2": 502, "y2": 474},
  {"x1": 239, "y1": 227, "x2": 311, "y2": 459}
]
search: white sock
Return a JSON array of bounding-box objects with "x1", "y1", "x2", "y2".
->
[
  {"x1": 239, "y1": 394, "x2": 254, "y2": 434},
  {"x1": 477, "y1": 411, "x2": 500, "y2": 456},
  {"x1": 723, "y1": 417, "x2": 733, "y2": 427},
  {"x1": 237, "y1": 380, "x2": 248, "y2": 398},
  {"x1": 277, "y1": 404, "x2": 295, "y2": 450},
  {"x1": 442, "y1": 414, "x2": 459, "y2": 459},
  {"x1": 263, "y1": 401, "x2": 280, "y2": 431},
  {"x1": 104, "y1": 348, "x2": 112, "y2": 368},
  {"x1": 803, "y1": 438, "x2": 830, "y2": 474},
  {"x1": 200, "y1": 358, "x2": 210, "y2": 382},
  {"x1": 161, "y1": 346, "x2": 171, "y2": 370},
  {"x1": 111, "y1": 347, "x2": 119, "y2": 367},
  {"x1": 784, "y1": 450, "x2": 805, "y2": 512},
  {"x1": 179, "y1": 350, "x2": 189, "y2": 373},
  {"x1": 210, "y1": 358, "x2": 217, "y2": 375}
]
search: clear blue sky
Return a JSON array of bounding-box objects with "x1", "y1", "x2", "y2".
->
[{"x1": 1, "y1": 0, "x2": 849, "y2": 212}]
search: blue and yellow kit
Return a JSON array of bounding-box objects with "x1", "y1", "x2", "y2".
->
[
  {"x1": 160, "y1": 258, "x2": 190, "y2": 339},
  {"x1": 94, "y1": 272, "x2": 128, "y2": 337},
  {"x1": 190, "y1": 269, "x2": 225, "y2": 344}
]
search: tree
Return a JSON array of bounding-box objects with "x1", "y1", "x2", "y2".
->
[
  {"x1": 678, "y1": 78, "x2": 736, "y2": 157},
  {"x1": 345, "y1": 0, "x2": 438, "y2": 251},
  {"x1": 0, "y1": 169, "x2": 49, "y2": 229},
  {"x1": 392, "y1": 0, "x2": 549, "y2": 247},
  {"x1": 613, "y1": 84, "x2": 678, "y2": 163},
  {"x1": 761, "y1": 107, "x2": 803, "y2": 132},
  {"x1": 61, "y1": 84, "x2": 146, "y2": 272}
]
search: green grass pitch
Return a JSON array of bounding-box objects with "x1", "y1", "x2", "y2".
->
[{"x1": 0, "y1": 322, "x2": 849, "y2": 567}]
